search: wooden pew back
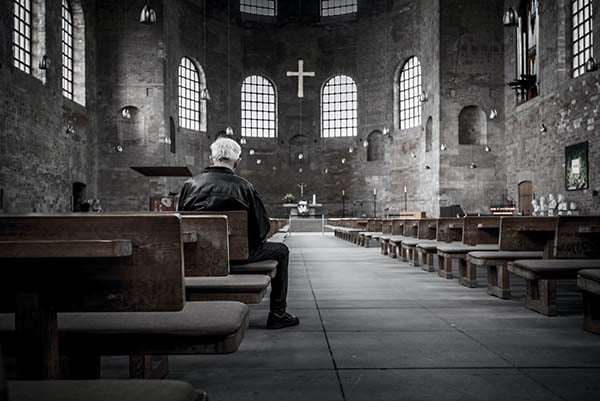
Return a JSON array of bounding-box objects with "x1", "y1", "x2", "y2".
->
[
  {"x1": 181, "y1": 215, "x2": 230, "y2": 276},
  {"x1": 436, "y1": 218, "x2": 464, "y2": 242},
  {"x1": 417, "y1": 219, "x2": 437, "y2": 240},
  {"x1": 498, "y1": 216, "x2": 557, "y2": 254},
  {"x1": 0, "y1": 214, "x2": 185, "y2": 313},
  {"x1": 382, "y1": 219, "x2": 393, "y2": 234},
  {"x1": 367, "y1": 219, "x2": 383, "y2": 232},
  {"x1": 553, "y1": 216, "x2": 600, "y2": 258},
  {"x1": 391, "y1": 219, "x2": 405, "y2": 235},
  {"x1": 178, "y1": 211, "x2": 249, "y2": 261},
  {"x1": 462, "y1": 216, "x2": 501, "y2": 245},
  {"x1": 402, "y1": 219, "x2": 419, "y2": 238}
]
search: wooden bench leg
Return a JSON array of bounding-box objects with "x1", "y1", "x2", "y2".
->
[
  {"x1": 487, "y1": 265, "x2": 511, "y2": 299},
  {"x1": 381, "y1": 241, "x2": 388, "y2": 255},
  {"x1": 389, "y1": 243, "x2": 397, "y2": 258},
  {"x1": 411, "y1": 248, "x2": 420, "y2": 267},
  {"x1": 459, "y1": 260, "x2": 478, "y2": 288},
  {"x1": 583, "y1": 292, "x2": 600, "y2": 334},
  {"x1": 129, "y1": 355, "x2": 169, "y2": 379},
  {"x1": 422, "y1": 252, "x2": 435, "y2": 272},
  {"x1": 526, "y1": 279, "x2": 557, "y2": 316},
  {"x1": 400, "y1": 246, "x2": 408, "y2": 262},
  {"x1": 438, "y1": 255, "x2": 453, "y2": 279}
]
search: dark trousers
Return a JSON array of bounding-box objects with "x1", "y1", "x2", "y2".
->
[{"x1": 243, "y1": 241, "x2": 289, "y2": 314}]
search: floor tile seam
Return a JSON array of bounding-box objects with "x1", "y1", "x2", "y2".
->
[{"x1": 299, "y1": 245, "x2": 348, "y2": 401}]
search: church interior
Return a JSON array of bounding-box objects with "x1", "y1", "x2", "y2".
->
[{"x1": 1, "y1": 0, "x2": 600, "y2": 400}]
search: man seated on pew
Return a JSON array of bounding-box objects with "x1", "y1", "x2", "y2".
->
[{"x1": 178, "y1": 137, "x2": 300, "y2": 330}]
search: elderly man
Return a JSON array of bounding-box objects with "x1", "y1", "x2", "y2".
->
[{"x1": 178, "y1": 137, "x2": 299, "y2": 330}]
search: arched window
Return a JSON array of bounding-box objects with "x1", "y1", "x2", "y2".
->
[
  {"x1": 321, "y1": 75, "x2": 357, "y2": 138},
  {"x1": 241, "y1": 75, "x2": 277, "y2": 138},
  {"x1": 321, "y1": 0, "x2": 357, "y2": 16},
  {"x1": 240, "y1": 0, "x2": 276, "y2": 16},
  {"x1": 13, "y1": 0, "x2": 33, "y2": 74},
  {"x1": 572, "y1": 0, "x2": 593, "y2": 78},
  {"x1": 458, "y1": 106, "x2": 487, "y2": 145},
  {"x1": 178, "y1": 57, "x2": 207, "y2": 132},
  {"x1": 62, "y1": 0, "x2": 74, "y2": 100},
  {"x1": 399, "y1": 57, "x2": 422, "y2": 130}
]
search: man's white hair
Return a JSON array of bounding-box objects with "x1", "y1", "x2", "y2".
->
[{"x1": 210, "y1": 137, "x2": 242, "y2": 162}]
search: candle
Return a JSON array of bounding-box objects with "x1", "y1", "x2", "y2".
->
[
  {"x1": 404, "y1": 186, "x2": 407, "y2": 193},
  {"x1": 312, "y1": 194, "x2": 316, "y2": 205},
  {"x1": 342, "y1": 190, "x2": 345, "y2": 197},
  {"x1": 373, "y1": 188, "x2": 377, "y2": 196}
]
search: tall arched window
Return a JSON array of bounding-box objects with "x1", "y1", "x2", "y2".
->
[
  {"x1": 572, "y1": 0, "x2": 593, "y2": 78},
  {"x1": 321, "y1": 0, "x2": 357, "y2": 16},
  {"x1": 399, "y1": 57, "x2": 422, "y2": 130},
  {"x1": 13, "y1": 0, "x2": 33, "y2": 74},
  {"x1": 321, "y1": 75, "x2": 357, "y2": 138},
  {"x1": 241, "y1": 75, "x2": 277, "y2": 138},
  {"x1": 62, "y1": 0, "x2": 74, "y2": 100},
  {"x1": 240, "y1": 0, "x2": 276, "y2": 16},
  {"x1": 178, "y1": 57, "x2": 207, "y2": 132}
]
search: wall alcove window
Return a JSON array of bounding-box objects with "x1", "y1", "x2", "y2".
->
[
  {"x1": 458, "y1": 106, "x2": 487, "y2": 145},
  {"x1": 572, "y1": 0, "x2": 593, "y2": 78},
  {"x1": 13, "y1": 0, "x2": 46, "y2": 81},
  {"x1": 321, "y1": 0, "x2": 357, "y2": 16},
  {"x1": 178, "y1": 57, "x2": 207, "y2": 132},
  {"x1": 321, "y1": 75, "x2": 358, "y2": 138},
  {"x1": 514, "y1": 0, "x2": 539, "y2": 103},
  {"x1": 425, "y1": 117, "x2": 433, "y2": 152},
  {"x1": 398, "y1": 57, "x2": 422, "y2": 130},
  {"x1": 367, "y1": 131, "x2": 384, "y2": 162},
  {"x1": 241, "y1": 75, "x2": 277, "y2": 138},
  {"x1": 240, "y1": 0, "x2": 276, "y2": 16}
]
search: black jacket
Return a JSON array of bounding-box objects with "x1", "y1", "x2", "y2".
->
[{"x1": 177, "y1": 166, "x2": 271, "y2": 253}]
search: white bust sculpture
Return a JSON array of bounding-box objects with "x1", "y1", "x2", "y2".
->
[
  {"x1": 547, "y1": 194, "x2": 557, "y2": 216},
  {"x1": 531, "y1": 199, "x2": 540, "y2": 216},
  {"x1": 539, "y1": 196, "x2": 547, "y2": 215},
  {"x1": 557, "y1": 194, "x2": 568, "y2": 215},
  {"x1": 568, "y1": 201, "x2": 578, "y2": 216}
]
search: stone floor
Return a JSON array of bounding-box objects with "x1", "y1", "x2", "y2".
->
[{"x1": 104, "y1": 233, "x2": 600, "y2": 401}]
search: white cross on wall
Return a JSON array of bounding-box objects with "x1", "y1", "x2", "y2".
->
[{"x1": 286, "y1": 59, "x2": 315, "y2": 98}]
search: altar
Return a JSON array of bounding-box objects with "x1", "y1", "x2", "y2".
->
[{"x1": 283, "y1": 201, "x2": 323, "y2": 217}]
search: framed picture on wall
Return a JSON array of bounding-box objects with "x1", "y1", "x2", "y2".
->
[{"x1": 565, "y1": 141, "x2": 589, "y2": 191}]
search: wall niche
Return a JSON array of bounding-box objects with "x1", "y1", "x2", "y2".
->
[{"x1": 458, "y1": 106, "x2": 486, "y2": 145}]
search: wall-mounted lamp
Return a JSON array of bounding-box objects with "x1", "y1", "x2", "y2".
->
[
  {"x1": 249, "y1": 149, "x2": 255, "y2": 155},
  {"x1": 298, "y1": 153, "x2": 304, "y2": 160},
  {"x1": 363, "y1": 140, "x2": 369, "y2": 148},
  {"x1": 240, "y1": 137, "x2": 247, "y2": 145},
  {"x1": 140, "y1": 1, "x2": 157, "y2": 25},
  {"x1": 348, "y1": 147, "x2": 354, "y2": 154},
  {"x1": 489, "y1": 109, "x2": 498, "y2": 119},
  {"x1": 440, "y1": 144, "x2": 447, "y2": 151},
  {"x1": 324, "y1": 168, "x2": 329, "y2": 174},
  {"x1": 469, "y1": 163, "x2": 478, "y2": 169},
  {"x1": 424, "y1": 164, "x2": 431, "y2": 170},
  {"x1": 411, "y1": 152, "x2": 417, "y2": 159},
  {"x1": 116, "y1": 145, "x2": 124, "y2": 152},
  {"x1": 200, "y1": 88, "x2": 211, "y2": 101},
  {"x1": 503, "y1": 7, "x2": 518, "y2": 27},
  {"x1": 341, "y1": 158, "x2": 346, "y2": 164},
  {"x1": 256, "y1": 159, "x2": 262, "y2": 165},
  {"x1": 298, "y1": 168, "x2": 303, "y2": 173},
  {"x1": 586, "y1": 57, "x2": 598, "y2": 73},
  {"x1": 38, "y1": 55, "x2": 50, "y2": 70},
  {"x1": 225, "y1": 127, "x2": 234, "y2": 136},
  {"x1": 419, "y1": 91, "x2": 429, "y2": 103},
  {"x1": 485, "y1": 145, "x2": 491, "y2": 152},
  {"x1": 382, "y1": 127, "x2": 390, "y2": 136},
  {"x1": 66, "y1": 124, "x2": 75, "y2": 135},
  {"x1": 540, "y1": 123, "x2": 547, "y2": 133}
]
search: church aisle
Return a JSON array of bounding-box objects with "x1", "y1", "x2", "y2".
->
[{"x1": 108, "y1": 233, "x2": 600, "y2": 401}]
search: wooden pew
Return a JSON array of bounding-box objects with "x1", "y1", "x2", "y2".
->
[
  {"x1": 400, "y1": 219, "x2": 437, "y2": 266},
  {"x1": 390, "y1": 219, "x2": 419, "y2": 262},
  {"x1": 357, "y1": 219, "x2": 383, "y2": 247},
  {"x1": 578, "y1": 269, "x2": 600, "y2": 334},
  {"x1": 378, "y1": 219, "x2": 393, "y2": 255},
  {"x1": 467, "y1": 217, "x2": 553, "y2": 299},
  {"x1": 508, "y1": 216, "x2": 600, "y2": 316},
  {"x1": 0, "y1": 214, "x2": 249, "y2": 380},
  {"x1": 416, "y1": 218, "x2": 464, "y2": 272},
  {"x1": 1, "y1": 346, "x2": 207, "y2": 401},
  {"x1": 180, "y1": 215, "x2": 271, "y2": 304},
  {"x1": 381, "y1": 219, "x2": 406, "y2": 258}
]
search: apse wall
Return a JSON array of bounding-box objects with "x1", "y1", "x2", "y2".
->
[
  {"x1": 0, "y1": 0, "x2": 98, "y2": 213},
  {"x1": 503, "y1": 0, "x2": 600, "y2": 215}
]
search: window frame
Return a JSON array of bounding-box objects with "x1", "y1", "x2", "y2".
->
[
  {"x1": 241, "y1": 75, "x2": 278, "y2": 139},
  {"x1": 178, "y1": 57, "x2": 202, "y2": 132},
  {"x1": 571, "y1": 0, "x2": 593, "y2": 78},
  {"x1": 240, "y1": 0, "x2": 277, "y2": 16},
  {"x1": 321, "y1": 74, "x2": 358, "y2": 139},
  {"x1": 62, "y1": 0, "x2": 74, "y2": 100},
  {"x1": 13, "y1": 0, "x2": 32, "y2": 74},
  {"x1": 320, "y1": 0, "x2": 358, "y2": 17},
  {"x1": 398, "y1": 57, "x2": 422, "y2": 131}
]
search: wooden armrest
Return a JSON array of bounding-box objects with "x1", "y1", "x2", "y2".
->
[{"x1": 0, "y1": 240, "x2": 132, "y2": 258}]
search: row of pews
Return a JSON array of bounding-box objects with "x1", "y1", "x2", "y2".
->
[
  {"x1": 0, "y1": 211, "x2": 287, "y2": 401},
  {"x1": 329, "y1": 215, "x2": 600, "y2": 333}
]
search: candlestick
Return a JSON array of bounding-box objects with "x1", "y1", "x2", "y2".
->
[
  {"x1": 342, "y1": 190, "x2": 345, "y2": 196},
  {"x1": 312, "y1": 194, "x2": 316, "y2": 205},
  {"x1": 373, "y1": 188, "x2": 377, "y2": 196},
  {"x1": 404, "y1": 186, "x2": 407, "y2": 193}
]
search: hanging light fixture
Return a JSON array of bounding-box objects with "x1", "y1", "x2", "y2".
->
[
  {"x1": 485, "y1": 145, "x2": 492, "y2": 152},
  {"x1": 324, "y1": 168, "x2": 329, "y2": 174},
  {"x1": 470, "y1": 163, "x2": 478, "y2": 169},
  {"x1": 539, "y1": 123, "x2": 547, "y2": 133},
  {"x1": 298, "y1": 153, "x2": 304, "y2": 160},
  {"x1": 424, "y1": 164, "x2": 431, "y2": 170},
  {"x1": 489, "y1": 109, "x2": 498, "y2": 119},
  {"x1": 240, "y1": 137, "x2": 247, "y2": 145},
  {"x1": 503, "y1": 7, "x2": 518, "y2": 27},
  {"x1": 298, "y1": 168, "x2": 303, "y2": 173},
  {"x1": 382, "y1": 126, "x2": 390, "y2": 136},
  {"x1": 348, "y1": 147, "x2": 354, "y2": 154},
  {"x1": 419, "y1": 91, "x2": 429, "y2": 103},
  {"x1": 140, "y1": 1, "x2": 157, "y2": 25},
  {"x1": 341, "y1": 158, "x2": 346, "y2": 164},
  {"x1": 38, "y1": 55, "x2": 50, "y2": 70},
  {"x1": 116, "y1": 145, "x2": 124, "y2": 152},
  {"x1": 249, "y1": 149, "x2": 255, "y2": 155},
  {"x1": 66, "y1": 124, "x2": 75, "y2": 135},
  {"x1": 200, "y1": 88, "x2": 211, "y2": 101},
  {"x1": 225, "y1": 126, "x2": 234, "y2": 136},
  {"x1": 411, "y1": 152, "x2": 417, "y2": 159},
  {"x1": 363, "y1": 140, "x2": 369, "y2": 148},
  {"x1": 440, "y1": 144, "x2": 447, "y2": 151},
  {"x1": 256, "y1": 159, "x2": 262, "y2": 165},
  {"x1": 585, "y1": 57, "x2": 598, "y2": 72}
]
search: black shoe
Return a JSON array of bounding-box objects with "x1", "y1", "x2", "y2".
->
[{"x1": 266, "y1": 312, "x2": 300, "y2": 330}]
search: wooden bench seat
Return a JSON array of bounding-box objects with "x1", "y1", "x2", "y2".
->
[
  {"x1": 578, "y1": 269, "x2": 600, "y2": 334},
  {"x1": 399, "y1": 219, "x2": 437, "y2": 266},
  {"x1": 436, "y1": 244, "x2": 499, "y2": 279},
  {"x1": 7, "y1": 380, "x2": 205, "y2": 401},
  {"x1": 508, "y1": 259, "x2": 600, "y2": 316},
  {"x1": 230, "y1": 260, "x2": 278, "y2": 278},
  {"x1": 185, "y1": 275, "x2": 271, "y2": 303}
]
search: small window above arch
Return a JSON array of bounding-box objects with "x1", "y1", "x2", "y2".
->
[{"x1": 458, "y1": 106, "x2": 487, "y2": 145}]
